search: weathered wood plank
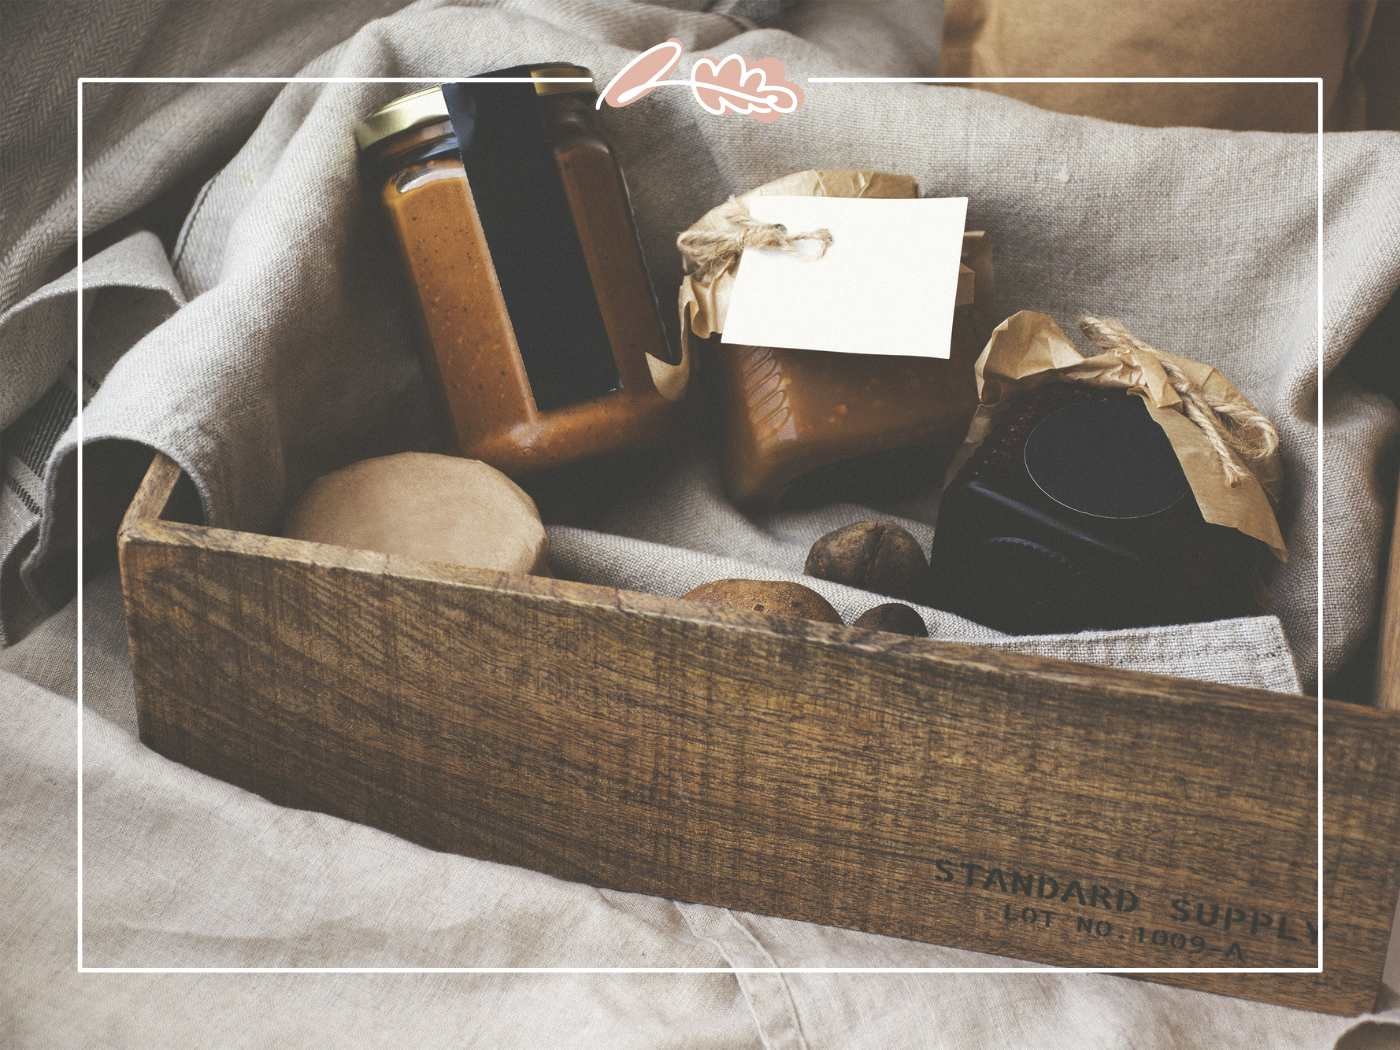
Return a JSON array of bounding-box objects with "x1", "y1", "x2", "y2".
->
[
  {"x1": 1379, "y1": 466, "x2": 1400, "y2": 711},
  {"x1": 115, "y1": 455, "x2": 1400, "y2": 1014}
]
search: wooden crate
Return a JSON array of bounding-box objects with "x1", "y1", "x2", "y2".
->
[{"x1": 117, "y1": 452, "x2": 1400, "y2": 1015}]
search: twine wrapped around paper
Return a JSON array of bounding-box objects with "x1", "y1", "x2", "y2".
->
[
  {"x1": 676, "y1": 196, "x2": 833, "y2": 283},
  {"x1": 1077, "y1": 315, "x2": 1280, "y2": 489},
  {"x1": 954, "y1": 310, "x2": 1288, "y2": 560},
  {"x1": 677, "y1": 170, "x2": 940, "y2": 360}
]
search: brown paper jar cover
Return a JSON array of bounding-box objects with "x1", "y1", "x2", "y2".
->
[
  {"x1": 681, "y1": 171, "x2": 993, "y2": 507},
  {"x1": 358, "y1": 69, "x2": 689, "y2": 481}
]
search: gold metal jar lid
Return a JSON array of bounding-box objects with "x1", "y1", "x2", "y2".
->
[
  {"x1": 354, "y1": 65, "x2": 594, "y2": 151},
  {"x1": 354, "y1": 86, "x2": 446, "y2": 150}
]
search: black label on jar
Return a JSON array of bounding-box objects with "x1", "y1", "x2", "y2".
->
[{"x1": 443, "y1": 81, "x2": 620, "y2": 412}]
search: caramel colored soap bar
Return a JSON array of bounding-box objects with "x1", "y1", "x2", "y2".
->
[{"x1": 717, "y1": 232, "x2": 993, "y2": 507}]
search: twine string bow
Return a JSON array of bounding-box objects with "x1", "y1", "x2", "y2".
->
[
  {"x1": 1077, "y1": 316, "x2": 1279, "y2": 488},
  {"x1": 676, "y1": 196, "x2": 833, "y2": 282}
]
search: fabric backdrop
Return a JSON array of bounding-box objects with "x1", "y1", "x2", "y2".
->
[{"x1": 3, "y1": 0, "x2": 1400, "y2": 1047}]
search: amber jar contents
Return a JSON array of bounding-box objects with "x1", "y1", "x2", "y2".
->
[
  {"x1": 357, "y1": 69, "x2": 687, "y2": 479},
  {"x1": 716, "y1": 232, "x2": 993, "y2": 507}
]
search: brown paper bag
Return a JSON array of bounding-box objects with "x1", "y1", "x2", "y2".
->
[{"x1": 940, "y1": 0, "x2": 1369, "y2": 132}]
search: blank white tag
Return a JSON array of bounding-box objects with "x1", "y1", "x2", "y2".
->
[{"x1": 721, "y1": 195, "x2": 968, "y2": 359}]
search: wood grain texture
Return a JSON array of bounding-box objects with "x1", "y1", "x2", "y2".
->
[
  {"x1": 1379, "y1": 466, "x2": 1400, "y2": 711},
  {"x1": 118, "y1": 451, "x2": 181, "y2": 532},
  {"x1": 118, "y1": 455, "x2": 1400, "y2": 1015}
]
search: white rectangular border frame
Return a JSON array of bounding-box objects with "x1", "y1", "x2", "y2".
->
[{"x1": 73, "y1": 74, "x2": 1321, "y2": 980}]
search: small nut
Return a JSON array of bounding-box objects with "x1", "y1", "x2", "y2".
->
[
  {"x1": 853, "y1": 602, "x2": 928, "y2": 637},
  {"x1": 683, "y1": 579, "x2": 843, "y2": 625},
  {"x1": 805, "y1": 521, "x2": 927, "y2": 602}
]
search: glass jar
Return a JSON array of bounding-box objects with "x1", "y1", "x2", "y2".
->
[{"x1": 356, "y1": 67, "x2": 687, "y2": 479}]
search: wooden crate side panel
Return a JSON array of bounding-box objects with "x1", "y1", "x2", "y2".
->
[
  {"x1": 1379, "y1": 464, "x2": 1400, "y2": 710},
  {"x1": 117, "y1": 520, "x2": 1400, "y2": 1015}
]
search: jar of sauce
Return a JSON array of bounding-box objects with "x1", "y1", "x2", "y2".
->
[{"x1": 356, "y1": 67, "x2": 687, "y2": 479}]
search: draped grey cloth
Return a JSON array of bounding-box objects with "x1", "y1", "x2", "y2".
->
[{"x1": 3, "y1": 0, "x2": 1398, "y2": 1046}]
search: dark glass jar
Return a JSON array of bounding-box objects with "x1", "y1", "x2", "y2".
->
[
  {"x1": 356, "y1": 67, "x2": 687, "y2": 479},
  {"x1": 928, "y1": 384, "x2": 1264, "y2": 633}
]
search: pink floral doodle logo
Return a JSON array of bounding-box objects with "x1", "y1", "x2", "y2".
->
[{"x1": 596, "y1": 38, "x2": 802, "y2": 123}]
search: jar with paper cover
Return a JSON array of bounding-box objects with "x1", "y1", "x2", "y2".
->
[{"x1": 677, "y1": 170, "x2": 993, "y2": 508}]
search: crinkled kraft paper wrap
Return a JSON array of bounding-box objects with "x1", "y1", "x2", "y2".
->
[
  {"x1": 677, "y1": 169, "x2": 922, "y2": 358},
  {"x1": 958, "y1": 310, "x2": 1287, "y2": 560}
]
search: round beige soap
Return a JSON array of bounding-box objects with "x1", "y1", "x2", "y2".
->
[{"x1": 284, "y1": 452, "x2": 549, "y2": 575}]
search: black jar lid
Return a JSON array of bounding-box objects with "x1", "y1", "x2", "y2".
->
[
  {"x1": 354, "y1": 64, "x2": 593, "y2": 151},
  {"x1": 1024, "y1": 395, "x2": 1191, "y2": 520}
]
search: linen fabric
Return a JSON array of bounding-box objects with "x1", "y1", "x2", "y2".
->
[
  {"x1": 4, "y1": 0, "x2": 1397, "y2": 688},
  {"x1": 2, "y1": 0, "x2": 1400, "y2": 1046}
]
